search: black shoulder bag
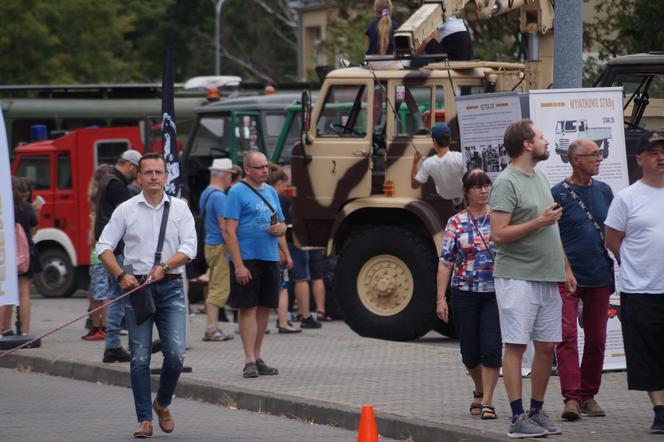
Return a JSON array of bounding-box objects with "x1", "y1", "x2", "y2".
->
[
  {"x1": 130, "y1": 196, "x2": 171, "y2": 325},
  {"x1": 240, "y1": 181, "x2": 278, "y2": 225}
]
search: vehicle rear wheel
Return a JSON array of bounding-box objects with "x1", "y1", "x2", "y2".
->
[
  {"x1": 34, "y1": 247, "x2": 77, "y2": 298},
  {"x1": 335, "y1": 226, "x2": 437, "y2": 341}
]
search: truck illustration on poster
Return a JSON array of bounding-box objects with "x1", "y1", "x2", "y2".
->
[{"x1": 554, "y1": 118, "x2": 612, "y2": 163}]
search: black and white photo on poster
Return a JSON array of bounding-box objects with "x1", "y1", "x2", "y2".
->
[{"x1": 456, "y1": 92, "x2": 522, "y2": 179}]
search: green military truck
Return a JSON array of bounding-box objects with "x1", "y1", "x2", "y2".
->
[{"x1": 182, "y1": 93, "x2": 305, "y2": 213}]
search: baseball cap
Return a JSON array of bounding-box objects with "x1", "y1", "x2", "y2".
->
[
  {"x1": 209, "y1": 158, "x2": 234, "y2": 172},
  {"x1": 120, "y1": 149, "x2": 142, "y2": 167},
  {"x1": 637, "y1": 130, "x2": 664, "y2": 154},
  {"x1": 431, "y1": 124, "x2": 451, "y2": 145}
]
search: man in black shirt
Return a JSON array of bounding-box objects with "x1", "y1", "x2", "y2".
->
[{"x1": 95, "y1": 149, "x2": 141, "y2": 363}]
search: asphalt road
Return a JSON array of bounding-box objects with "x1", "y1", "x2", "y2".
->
[{"x1": 0, "y1": 368, "x2": 396, "y2": 441}]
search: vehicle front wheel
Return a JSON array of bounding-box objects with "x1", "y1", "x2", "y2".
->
[
  {"x1": 34, "y1": 247, "x2": 77, "y2": 298},
  {"x1": 335, "y1": 226, "x2": 438, "y2": 341}
]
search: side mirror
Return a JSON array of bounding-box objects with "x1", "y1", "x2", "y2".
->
[{"x1": 301, "y1": 90, "x2": 312, "y2": 145}]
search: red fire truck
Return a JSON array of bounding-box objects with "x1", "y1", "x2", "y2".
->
[{"x1": 12, "y1": 126, "x2": 147, "y2": 297}]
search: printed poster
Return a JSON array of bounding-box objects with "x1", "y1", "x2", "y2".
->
[
  {"x1": 0, "y1": 110, "x2": 19, "y2": 306},
  {"x1": 456, "y1": 92, "x2": 522, "y2": 179},
  {"x1": 530, "y1": 87, "x2": 630, "y2": 192},
  {"x1": 530, "y1": 87, "x2": 628, "y2": 371}
]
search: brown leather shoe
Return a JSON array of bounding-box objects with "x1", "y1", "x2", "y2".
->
[
  {"x1": 581, "y1": 398, "x2": 606, "y2": 417},
  {"x1": 133, "y1": 421, "x2": 153, "y2": 438},
  {"x1": 561, "y1": 401, "x2": 581, "y2": 421},
  {"x1": 152, "y1": 399, "x2": 174, "y2": 433}
]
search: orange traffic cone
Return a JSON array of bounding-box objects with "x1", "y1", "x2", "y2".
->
[{"x1": 357, "y1": 404, "x2": 379, "y2": 442}]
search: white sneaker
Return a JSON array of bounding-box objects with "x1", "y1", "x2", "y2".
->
[{"x1": 507, "y1": 414, "x2": 549, "y2": 439}]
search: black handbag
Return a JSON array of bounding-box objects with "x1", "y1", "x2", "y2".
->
[{"x1": 129, "y1": 196, "x2": 171, "y2": 325}]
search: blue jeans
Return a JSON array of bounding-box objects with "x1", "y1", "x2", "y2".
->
[
  {"x1": 104, "y1": 255, "x2": 126, "y2": 350},
  {"x1": 126, "y1": 278, "x2": 187, "y2": 422}
]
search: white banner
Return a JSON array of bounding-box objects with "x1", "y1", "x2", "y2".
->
[
  {"x1": 0, "y1": 109, "x2": 19, "y2": 306},
  {"x1": 529, "y1": 87, "x2": 628, "y2": 371},
  {"x1": 456, "y1": 92, "x2": 522, "y2": 180}
]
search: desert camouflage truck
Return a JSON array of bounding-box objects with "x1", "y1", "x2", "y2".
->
[
  {"x1": 290, "y1": 0, "x2": 555, "y2": 341},
  {"x1": 290, "y1": 62, "x2": 524, "y2": 341}
]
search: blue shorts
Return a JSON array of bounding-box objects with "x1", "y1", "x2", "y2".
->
[
  {"x1": 288, "y1": 243, "x2": 310, "y2": 282},
  {"x1": 89, "y1": 263, "x2": 112, "y2": 301},
  {"x1": 279, "y1": 267, "x2": 289, "y2": 289}
]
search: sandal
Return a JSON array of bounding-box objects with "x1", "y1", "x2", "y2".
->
[
  {"x1": 316, "y1": 311, "x2": 333, "y2": 322},
  {"x1": 203, "y1": 328, "x2": 234, "y2": 342},
  {"x1": 480, "y1": 404, "x2": 497, "y2": 420},
  {"x1": 470, "y1": 390, "x2": 483, "y2": 417}
]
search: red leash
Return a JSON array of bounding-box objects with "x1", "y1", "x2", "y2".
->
[{"x1": 0, "y1": 280, "x2": 153, "y2": 359}]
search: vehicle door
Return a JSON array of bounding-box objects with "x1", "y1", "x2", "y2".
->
[
  {"x1": 270, "y1": 105, "x2": 301, "y2": 164},
  {"x1": 385, "y1": 79, "x2": 441, "y2": 199},
  {"x1": 14, "y1": 153, "x2": 54, "y2": 229},
  {"x1": 231, "y1": 111, "x2": 267, "y2": 163},
  {"x1": 53, "y1": 151, "x2": 79, "y2": 260}
]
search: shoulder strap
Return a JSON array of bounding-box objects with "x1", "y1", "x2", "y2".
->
[
  {"x1": 240, "y1": 180, "x2": 275, "y2": 213},
  {"x1": 154, "y1": 196, "x2": 171, "y2": 266},
  {"x1": 561, "y1": 181, "x2": 604, "y2": 242},
  {"x1": 561, "y1": 181, "x2": 614, "y2": 266},
  {"x1": 200, "y1": 188, "x2": 221, "y2": 218}
]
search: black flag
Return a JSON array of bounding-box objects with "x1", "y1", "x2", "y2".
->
[{"x1": 161, "y1": 47, "x2": 182, "y2": 197}]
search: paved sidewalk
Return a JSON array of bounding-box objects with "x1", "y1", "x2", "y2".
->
[{"x1": 0, "y1": 296, "x2": 654, "y2": 441}]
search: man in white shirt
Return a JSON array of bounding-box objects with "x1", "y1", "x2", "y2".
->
[
  {"x1": 605, "y1": 131, "x2": 664, "y2": 434},
  {"x1": 411, "y1": 123, "x2": 465, "y2": 205},
  {"x1": 96, "y1": 152, "x2": 196, "y2": 438}
]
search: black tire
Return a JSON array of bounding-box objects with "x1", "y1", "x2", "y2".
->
[
  {"x1": 34, "y1": 247, "x2": 77, "y2": 298},
  {"x1": 335, "y1": 226, "x2": 437, "y2": 341}
]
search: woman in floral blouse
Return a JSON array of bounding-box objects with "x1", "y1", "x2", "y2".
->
[{"x1": 437, "y1": 169, "x2": 502, "y2": 420}]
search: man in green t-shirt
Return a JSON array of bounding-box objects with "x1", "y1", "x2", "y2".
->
[{"x1": 489, "y1": 119, "x2": 576, "y2": 439}]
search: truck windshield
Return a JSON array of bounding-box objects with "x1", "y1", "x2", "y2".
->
[
  {"x1": 189, "y1": 114, "x2": 230, "y2": 157},
  {"x1": 564, "y1": 121, "x2": 578, "y2": 132},
  {"x1": 316, "y1": 84, "x2": 367, "y2": 137}
]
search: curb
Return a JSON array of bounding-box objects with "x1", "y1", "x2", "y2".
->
[{"x1": 1, "y1": 354, "x2": 504, "y2": 442}]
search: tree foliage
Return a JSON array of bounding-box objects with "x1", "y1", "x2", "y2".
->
[
  {"x1": 320, "y1": 0, "x2": 525, "y2": 68},
  {"x1": 583, "y1": 0, "x2": 664, "y2": 85},
  {"x1": 0, "y1": 0, "x2": 137, "y2": 83},
  {"x1": 0, "y1": 0, "x2": 297, "y2": 85}
]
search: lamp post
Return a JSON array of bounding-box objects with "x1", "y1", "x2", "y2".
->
[{"x1": 215, "y1": 0, "x2": 227, "y2": 76}]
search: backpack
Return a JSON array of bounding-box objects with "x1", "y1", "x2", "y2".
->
[{"x1": 16, "y1": 223, "x2": 30, "y2": 274}]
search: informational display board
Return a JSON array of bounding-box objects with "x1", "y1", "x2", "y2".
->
[
  {"x1": 529, "y1": 87, "x2": 629, "y2": 371},
  {"x1": 0, "y1": 110, "x2": 19, "y2": 306},
  {"x1": 456, "y1": 92, "x2": 522, "y2": 179},
  {"x1": 529, "y1": 87, "x2": 630, "y2": 192}
]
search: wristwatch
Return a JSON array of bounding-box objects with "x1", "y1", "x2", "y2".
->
[{"x1": 159, "y1": 262, "x2": 170, "y2": 273}]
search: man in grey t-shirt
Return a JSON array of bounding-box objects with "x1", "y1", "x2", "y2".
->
[{"x1": 489, "y1": 119, "x2": 576, "y2": 438}]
